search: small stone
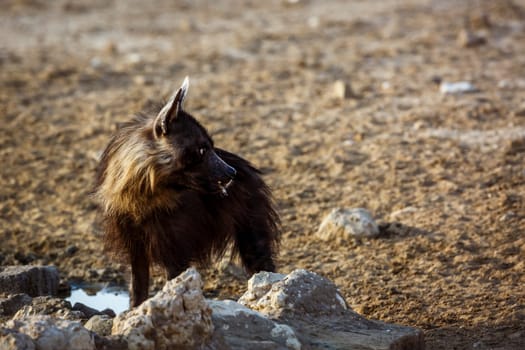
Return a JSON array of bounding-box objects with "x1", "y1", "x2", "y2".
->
[
  {"x1": 439, "y1": 81, "x2": 478, "y2": 95},
  {"x1": 90, "y1": 57, "x2": 103, "y2": 69},
  {"x1": 65, "y1": 245, "x2": 78, "y2": 256},
  {"x1": 332, "y1": 80, "x2": 353, "y2": 99},
  {"x1": 126, "y1": 53, "x2": 143, "y2": 65},
  {"x1": 316, "y1": 208, "x2": 380, "y2": 242},
  {"x1": 307, "y1": 16, "x2": 320, "y2": 29},
  {"x1": 72, "y1": 302, "x2": 103, "y2": 319},
  {"x1": 84, "y1": 315, "x2": 113, "y2": 336},
  {"x1": 133, "y1": 75, "x2": 153, "y2": 86},
  {"x1": 457, "y1": 29, "x2": 486, "y2": 48}
]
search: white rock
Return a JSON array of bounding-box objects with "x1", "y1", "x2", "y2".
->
[
  {"x1": 439, "y1": 81, "x2": 478, "y2": 95},
  {"x1": 238, "y1": 271, "x2": 285, "y2": 304},
  {"x1": 239, "y1": 269, "x2": 348, "y2": 317},
  {"x1": 237, "y1": 270, "x2": 424, "y2": 350},
  {"x1": 316, "y1": 208, "x2": 379, "y2": 241},
  {"x1": 209, "y1": 299, "x2": 301, "y2": 349},
  {"x1": 332, "y1": 80, "x2": 353, "y2": 99},
  {"x1": 6, "y1": 315, "x2": 94, "y2": 350},
  {"x1": 111, "y1": 267, "x2": 213, "y2": 350}
]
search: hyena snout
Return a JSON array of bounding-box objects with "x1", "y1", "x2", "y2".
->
[{"x1": 211, "y1": 151, "x2": 237, "y2": 183}]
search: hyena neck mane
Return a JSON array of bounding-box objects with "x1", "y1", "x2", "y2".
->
[
  {"x1": 95, "y1": 113, "x2": 181, "y2": 220},
  {"x1": 96, "y1": 76, "x2": 214, "y2": 221}
]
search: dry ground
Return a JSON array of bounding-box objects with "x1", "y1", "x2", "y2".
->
[{"x1": 1, "y1": 0, "x2": 525, "y2": 349}]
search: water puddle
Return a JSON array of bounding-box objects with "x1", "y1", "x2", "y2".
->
[{"x1": 65, "y1": 283, "x2": 130, "y2": 315}]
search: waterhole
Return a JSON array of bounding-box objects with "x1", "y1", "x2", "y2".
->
[{"x1": 66, "y1": 283, "x2": 129, "y2": 315}]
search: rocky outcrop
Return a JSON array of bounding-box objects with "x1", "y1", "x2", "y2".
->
[
  {"x1": 209, "y1": 299, "x2": 301, "y2": 350},
  {"x1": 111, "y1": 267, "x2": 213, "y2": 350},
  {"x1": 0, "y1": 266, "x2": 59, "y2": 297},
  {"x1": 0, "y1": 267, "x2": 424, "y2": 350},
  {"x1": 239, "y1": 269, "x2": 424, "y2": 350},
  {"x1": 238, "y1": 269, "x2": 348, "y2": 317},
  {"x1": 6, "y1": 315, "x2": 94, "y2": 350}
]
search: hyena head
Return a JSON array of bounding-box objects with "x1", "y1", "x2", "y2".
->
[{"x1": 153, "y1": 77, "x2": 237, "y2": 195}]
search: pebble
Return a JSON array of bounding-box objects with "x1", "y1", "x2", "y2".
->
[
  {"x1": 84, "y1": 314, "x2": 113, "y2": 336},
  {"x1": 89, "y1": 57, "x2": 103, "y2": 69},
  {"x1": 439, "y1": 81, "x2": 478, "y2": 95},
  {"x1": 457, "y1": 29, "x2": 486, "y2": 48},
  {"x1": 332, "y1": 80, "x2": 353, "y2": 100},
  {"x1": 133, "y1": 75, "x2": 153, "y2": 86}
]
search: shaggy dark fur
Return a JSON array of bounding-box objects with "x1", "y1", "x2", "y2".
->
[{"x1": 94, "y1": 78, "x2": 280, "y2": 306}]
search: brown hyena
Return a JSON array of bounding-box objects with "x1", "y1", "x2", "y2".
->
[{"x1": 94, "y1": 77, "x2": 280, "y2": 306}]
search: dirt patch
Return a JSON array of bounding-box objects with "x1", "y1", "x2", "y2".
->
[{"x1": 1, "y1": 0, "x2": 524, "y2": 349}]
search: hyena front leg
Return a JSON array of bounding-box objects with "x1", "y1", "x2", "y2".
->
[{"x1": 129, "y1": 240, "x2": 150, "y2": 307}]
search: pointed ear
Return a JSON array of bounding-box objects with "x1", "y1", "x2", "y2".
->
[{"x1": 154, "y1": 76, "x2": 190, "y2": 137}]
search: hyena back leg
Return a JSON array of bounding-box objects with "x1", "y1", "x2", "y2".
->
[{"x1": 236, "y1": 227, "x2": 276, "y2": 274}]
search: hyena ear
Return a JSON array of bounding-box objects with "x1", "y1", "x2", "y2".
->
[{"x1": 154, "y1": 76, "x2": 190, "y2": 137}]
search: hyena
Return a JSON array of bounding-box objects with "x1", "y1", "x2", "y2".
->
[{"x1": 94, "y1": 77, "x2": 280, "y2": 306}]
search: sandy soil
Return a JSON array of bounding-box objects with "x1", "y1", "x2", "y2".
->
[{"x1": 1, "y1": 0, "x2": 525, "y2": 349}]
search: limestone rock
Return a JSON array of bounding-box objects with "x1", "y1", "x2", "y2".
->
[
  {"x1": 239, "y1": 269, "x2": 347, "y2": 317},
  {"x1": 12, "y1": 296, "x2": 83, "y2": 321},
  {"x1": 317, "y1": 208, "x2": 379, "y2": 242},
  {"x1": 238, "y1": 271, "x2": 286, "y2": 305},
  {"x1": 84, "y1": 314, "x2": 113, "y2": 336},
  {"x1": 6, "y1": 315, "x2": 95, "y2": 350},
  {"x1": 111, "y1": 267, "x2": 213, "y2": 350},
  {"x1": 0, "y1": 328, "x2": 35, "y2": 350},
  {"x1": 209, "y1": 299, "x2": 300, "y2": 350},
  {"x1": 239, "y1": 270, "x2": 424, "y2": 350},
  {"x1": 0, "y1": 266, "x2": 59, "y2": 297}
]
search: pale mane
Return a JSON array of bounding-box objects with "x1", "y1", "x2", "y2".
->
[{"x1": 95, "y1": 120, "x2": 178, "y2": 220}]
